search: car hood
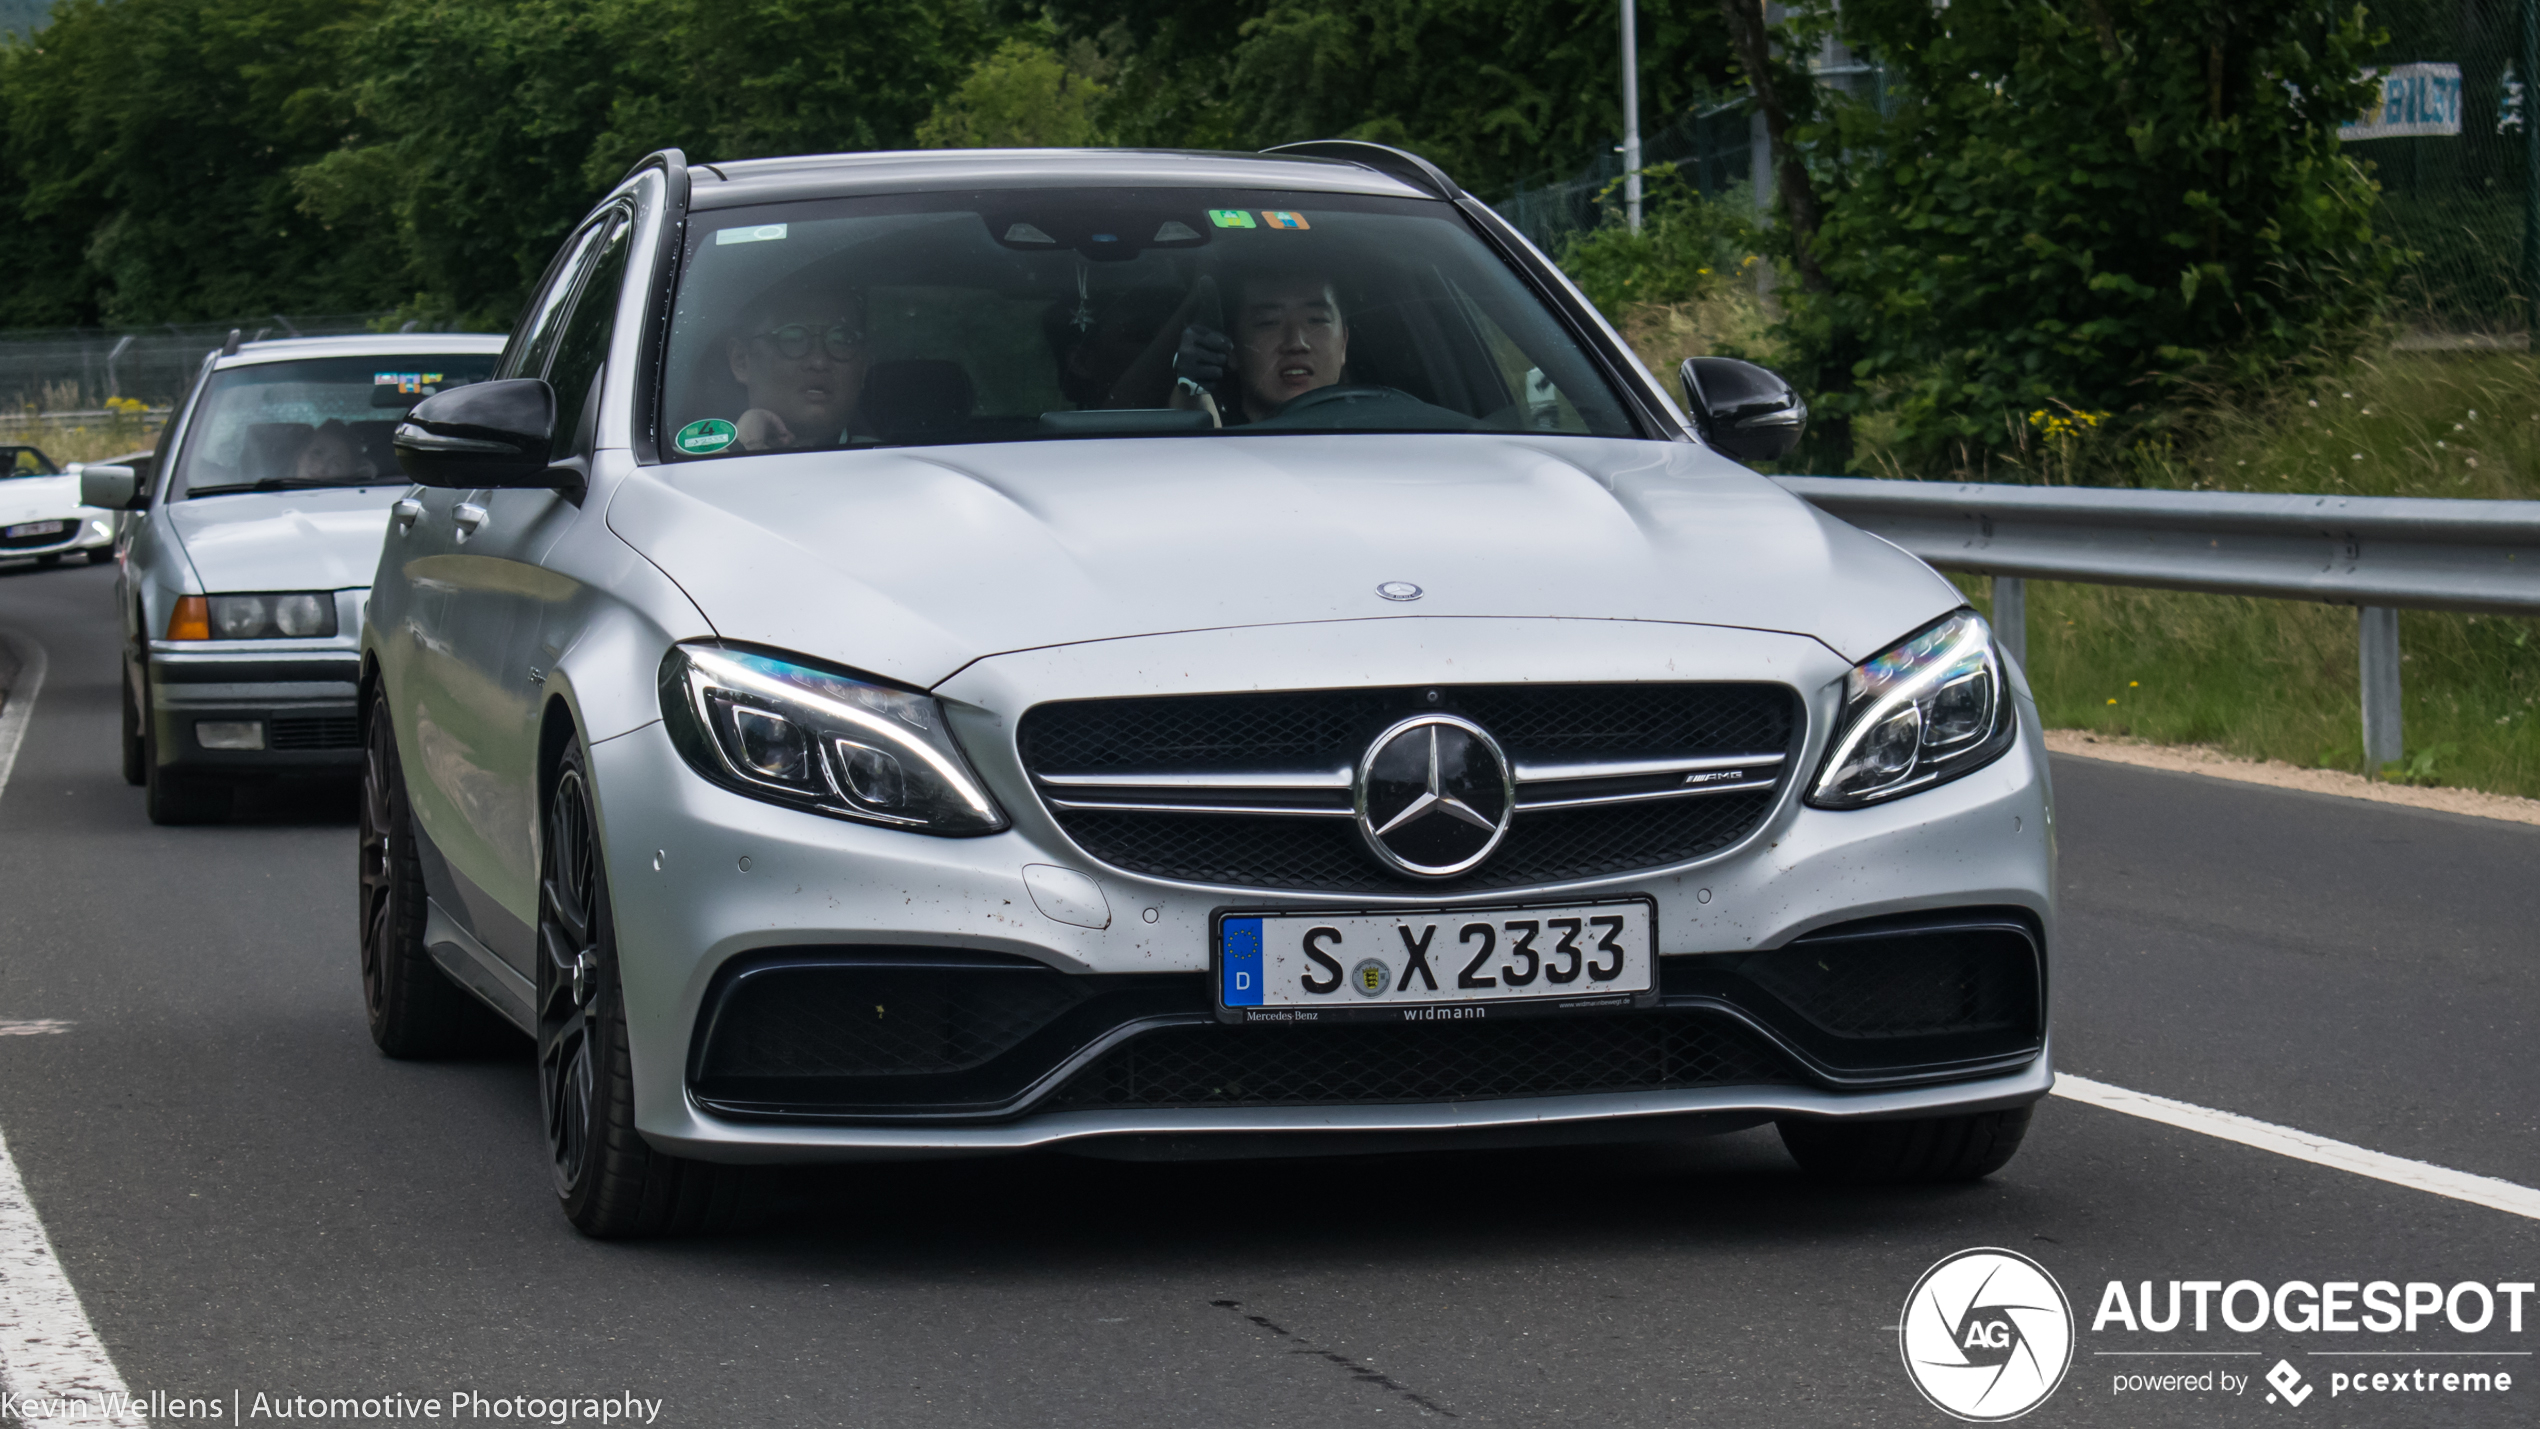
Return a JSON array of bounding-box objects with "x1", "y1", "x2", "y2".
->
[
  {"x1": 164, "y1": 486, "x2": 405, "y2": 592},
  {"x1": 0, "y1": 474, "x2": 93, "y2": 525},
  {"x1": 606, "y1": 435, "x2": 1961, "y2": 689}
]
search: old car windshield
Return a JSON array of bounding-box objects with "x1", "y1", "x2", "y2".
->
[
  {"x1": 660, "y1": 188, "x2": 1640, "y2": 459},
  {"x1": 172, "y1": 355, "x2": 498, "y2": 499}
]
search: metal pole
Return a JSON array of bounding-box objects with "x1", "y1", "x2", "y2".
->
[
  {"x1": 1621, "y1": 0, "x2": 1643, "y2": 233},
  {"x1": 2358, "y1": 606, "x2": 2404, "y2": 773},
  {"x1": 2524, "y1": 0, "x2": 2539, "y2": 338},
  {"x1": 1990, "y1": 577, "x2": 2027, "y2": 671}
]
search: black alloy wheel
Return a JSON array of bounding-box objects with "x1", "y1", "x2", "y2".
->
[
  {"x1": 538, "y1": 742, "x2": 733, "y2": 1237},
  {"x1": 359, "y1": 693, "x2": 499, "y2": 1056}
]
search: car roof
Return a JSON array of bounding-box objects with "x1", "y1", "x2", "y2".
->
[
  {"x1": 689, "y1": 148, "x2": 1438, "y2": 212},
  {"x1": 211, "y1": 332, "x2": 507, "y2": 372}
]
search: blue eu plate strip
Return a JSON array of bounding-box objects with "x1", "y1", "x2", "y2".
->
[{"x1": 1221, "y1": 918, "x2": 1264, "y2": 1006}]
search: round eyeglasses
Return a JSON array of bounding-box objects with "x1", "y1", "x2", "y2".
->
[{"x1": 754, "y1": 322, "x2": 866, "y2": 361}]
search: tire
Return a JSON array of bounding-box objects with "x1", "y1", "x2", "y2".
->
[
  {"x1": 359, "y1": 695, "x2": 503, "y2": 1057},
  {"x1": 119, "y1": 665, "x2": 145, "y2": 787},
  {"x1": 86, "y1": 547, "x2": 113, "y2": 565},
  {"x1": 1778, "y1": 1104, "x2": 2034, "y2": 1184},
  {"x1": 141, "y1": 677, "x2": 228, "y2": 824},
  {"x1": 540, "y1": 742, "x2": 735, "y2": 1237}
]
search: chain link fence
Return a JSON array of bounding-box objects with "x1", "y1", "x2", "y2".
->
[
  {"x1": 0, "y1": 313, "x2": 403, "y2": 416},
  {"x1": 1494, "y1": 100, "x2": 1758, "y2": 254}
]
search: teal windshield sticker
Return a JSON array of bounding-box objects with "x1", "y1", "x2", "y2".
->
[
  {"x1": 674, "y1": 418, "x2": 737, "y2": 454},
  {"x1": 714, "y1": 224, "x2": 788, "y2": 246}
]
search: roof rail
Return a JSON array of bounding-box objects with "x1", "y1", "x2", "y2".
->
[
  {"x1": 1260, "y1": 140, "x2": 1460, "y2": 201},
  {"x1": 618, "y1": 147, "x2": 689, "y2": 190}
]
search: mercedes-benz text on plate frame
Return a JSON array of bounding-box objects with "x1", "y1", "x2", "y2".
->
[{"x1": 1218, "y1": 898, "x2": 1657, "y2": 1023}]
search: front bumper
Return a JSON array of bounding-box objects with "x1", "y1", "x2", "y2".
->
[
  {"x1": 148, "y1": 646, "x2": 362, "y2": 774},
  {"x1": 0, "y1": 514, "x2": 113, "y2": 559},
  {"x1": 591, "y1": 627, "x2": 2056, "y2": 1162}
]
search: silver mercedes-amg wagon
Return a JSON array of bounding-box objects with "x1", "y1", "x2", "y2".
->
[{"x1": 360, "y1": 141, "x2": 2054, "y2": 1236}]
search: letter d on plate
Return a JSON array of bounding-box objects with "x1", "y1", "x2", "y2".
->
[{"x1": 1222, "y1": 918, "x2": 1264, "y2": 1006}]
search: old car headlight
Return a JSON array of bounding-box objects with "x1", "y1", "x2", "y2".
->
[
  {"x1": 165, "y1": 592, "x2": 340, "y2": 640},
  {"x1": 1808, "y1": 609, "x2": 2016, "y2": 809},
  {"x1": 659, "y1": 643, "x2": 1007, "y2": 834}
]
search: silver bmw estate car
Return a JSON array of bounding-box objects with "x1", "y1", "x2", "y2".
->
[
  {"x1": 84, "y1": 333, "x2": 505, "y2": 822},
  {"x1": 362, "y1": 142, "x2": 2054, "y2": 1237}
]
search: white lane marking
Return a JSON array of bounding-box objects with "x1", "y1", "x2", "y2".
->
[
  {"x1": 0, "y1": 625, "x2": 46, "y2": 801},
  {"x1": 0, "y1": 1022, "x2": 71, "y2": 1037},
  {"x1": 0, "y1": 628, "x2": 148, "y2": 1426},
  {"x1": 2056, "y1": 1074, "x2": 2540, "y2": 1223}
]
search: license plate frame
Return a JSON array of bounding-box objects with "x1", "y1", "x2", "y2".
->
[
  {"x1": 1211, "y1": 896, "x2": 1661, "y2": 1025},
  {"x1": 3, "y1": 520, "x2": 66, "y2": 539}
]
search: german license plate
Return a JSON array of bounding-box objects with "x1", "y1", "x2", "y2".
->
[
  {"x1": 1215, "y1": 898, "x2": 1657, "y2": 1024},
  {"x1": 3, "y1": 521, "x2": 64, "y2": 538}
]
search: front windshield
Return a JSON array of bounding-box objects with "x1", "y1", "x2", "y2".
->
[
  {"x1": 660, "y1": 188, "x2": 1639, "y2": 459},
  {"x1": 171, "y1": 355, "x2": 498, "y2": 499},
  {"x1": 4, "y1": 446, "x2": 59, "y2": 477}
]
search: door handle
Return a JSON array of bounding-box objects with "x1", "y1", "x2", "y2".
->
[
  {"x1": 453, "y1": 501, "x2": 488, "y2": 541},
  {"x1": 392, "y1": 498, "x2": 423, "y2": 533}
]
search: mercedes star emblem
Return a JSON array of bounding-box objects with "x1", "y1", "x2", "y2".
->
[
  {"x1": 1375, "y1": 581, "x2": 1423, "y2": 601},
  {"x1": 1354, "y1": 714, "x2": 1514, "y2": 877}
]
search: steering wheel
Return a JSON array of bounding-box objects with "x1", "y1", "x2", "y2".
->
[{"x1": 1270, "y1": 383, "x2": 1416, "y2": 418}]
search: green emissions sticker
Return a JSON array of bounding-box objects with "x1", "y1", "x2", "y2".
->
[
  {"x1": 674, "y1": 418, "x2": 737, "y2": 454},
  {"x1": 1207, "y1": 209, "x2": 1258, "y2": 229}
]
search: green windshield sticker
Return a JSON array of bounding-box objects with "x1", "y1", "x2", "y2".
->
[
  {"x1": 715, "y1": 224, "x2": 788, "y2": 246},
  {"x1": 674, "y1": 418, "x2": 737, "y2": 454},
  {"x1": 1207, "y1": 209, "x2": 1257, "y2": 229}
]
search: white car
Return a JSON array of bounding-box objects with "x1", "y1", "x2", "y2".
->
[
  {"x1": 0, "y1": 443, "x2": 115, "y2": 565},
  {"x1": 82, "y1": 333, "x2": 505, "y2": 822},
  {"x1": 360, "y1": 143, "x2": 2054, "y2": 1237}
]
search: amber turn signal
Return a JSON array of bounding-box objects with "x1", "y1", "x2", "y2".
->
[{"x1": 166, "y1": 595, "x2": 211, "y2": 641}]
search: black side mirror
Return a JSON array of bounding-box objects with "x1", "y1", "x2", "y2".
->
[
  {"x1": 394, "y1": 379, "x2": 559, "y2": 489},
  {"x1": 76, "y1": 464, "x2": 141, "y2": 510},
  {"x1": 1679, "y1": 357, "x2": 1807, "y2": 463}
]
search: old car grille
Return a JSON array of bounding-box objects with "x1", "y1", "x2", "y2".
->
[
  {"x1": 267, "y1": 714, "x2": 361, "y2": 751},
  {"x1": 1049, "y1": 1011, "x2": 1798, "y2": 1111},
  {"x1": 1018, "y1": 684, "x2": 1797, "y2": 892}
]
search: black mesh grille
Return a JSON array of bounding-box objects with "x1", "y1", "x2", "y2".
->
[
  {"x1": 1057, "y1": 791, "x2": 1777, "y2": 893},
  {"x1": 1740, "y1": 926, "x2": 2037, "y2": 1040},
  {"x1": 698, "y1": 963, "x2": 1086, "y2": 1079},
  {"x1": 1019, "y1": 684, "x2": 1796, "y2": 890},
  {"x1": 1052, "y1": 1011, "x2": 1797, "y2": 1110},
  {"x1": 267, "y1": 714, "x2": 360, "y2": 750}
]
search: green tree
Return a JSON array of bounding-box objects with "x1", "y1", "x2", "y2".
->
[
  {"x1": 1046, "y1": 0, "x2": 1739, "y2": 199},
  {"x1": 919, "y1": 31, "x2": 1114, "y2": 148},
  {"x1": 1789, "y1": 0, "x2": 2394, "y2": 474}
]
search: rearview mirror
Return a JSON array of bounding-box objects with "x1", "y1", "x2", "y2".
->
[
  {"x1": 77, "y1": 464, "x2": 139, "y2": 510},
  {"x1": 1679, "y1": 357, "x2": 1807, "y2": 464},
  {"x1": 393, "y1": 378, "x2": 559, "y2": 488}
]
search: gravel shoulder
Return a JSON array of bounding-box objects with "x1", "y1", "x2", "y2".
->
[{"x1": 2045, "y1": 727, "x2": 2540, "y2": 826}]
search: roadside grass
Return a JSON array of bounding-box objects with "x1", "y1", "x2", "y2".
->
[
  {"x1": 3, "y1": 412, "x2": 165, "y2": 465},
  {"x1": 1924, "y1": 348, "x2": 2540, "y2": 797}
]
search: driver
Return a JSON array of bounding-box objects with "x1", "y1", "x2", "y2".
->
[
  {"x1": 727, "y1": 284, "x2": 869, "y2": 450},
  {"x1": 1171, "y1": 272, "x2": 1350, "y2": 424}
]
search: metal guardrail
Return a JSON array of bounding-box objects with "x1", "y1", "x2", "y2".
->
[{"x1": 1774, "y1": 476, "x2": 2540, "y2": 768}]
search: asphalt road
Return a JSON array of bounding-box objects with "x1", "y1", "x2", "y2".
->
[{"x1": 3, "y1": 558, "x2": 2536, "y2": 1427}]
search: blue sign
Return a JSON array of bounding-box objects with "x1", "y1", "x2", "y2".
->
[{"x1": 1221, "y1": 917, "x2": 1264, "y2": 1006}]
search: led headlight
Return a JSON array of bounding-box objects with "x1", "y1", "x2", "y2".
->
[
  {"x1": 1808, "y1": 609, "x2": 2017, "y2": 809},
  {"x1": 659, "y1": 643, "x2": 1007, "y2": 834}
]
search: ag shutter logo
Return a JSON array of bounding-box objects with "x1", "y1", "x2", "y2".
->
[{"x1": 1901, "y1": 1248, "x2": 2076, "y2": 1421}]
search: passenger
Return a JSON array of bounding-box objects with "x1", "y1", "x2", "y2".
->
[
  {"x1": 1171, "y1": 272, "x2": 1351, "y2": 424},
  {"x1": 294, "y1": 420, "x2": 375, "y2": 482},
  {"x1": 727, "y1": 287, "x2": 869, "y2": 450}
]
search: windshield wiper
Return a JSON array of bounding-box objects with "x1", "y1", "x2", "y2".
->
[{"x1": 185, "y1": 476, "x2": 390, "y2": 496}]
